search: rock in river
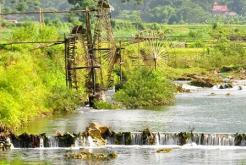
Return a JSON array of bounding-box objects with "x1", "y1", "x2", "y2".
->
[{"x1": 65, "y1": 150, "x2": 118, "y2": 160}]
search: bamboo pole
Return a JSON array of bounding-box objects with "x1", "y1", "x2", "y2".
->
[{"x1": 0, "y1": 9, "x2": 97, "y2": 16}]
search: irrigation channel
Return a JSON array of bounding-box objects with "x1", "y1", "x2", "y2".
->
[{"x1": 1, "y1": 80, "x2": 246, "y2": 164}]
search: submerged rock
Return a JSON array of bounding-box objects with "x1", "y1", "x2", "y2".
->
[
  {"x1": 209, "y1": 93, "x2": 216, "y2": 96},
  {"x1": 156, "y1": 148, "x2": 173, "y2": 153},
  {"x1": 225, "y1": 93, "x2": 231, "y2": 96},
  {"x1": 65, "y1": 151, "x2": 117, "y2": 160}
]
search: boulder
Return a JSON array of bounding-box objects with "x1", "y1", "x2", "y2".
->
[
  {"x1": 88, "y1": 123, "x2": 113, "y2": 137},
  {"x1": 85, "y1": 123, "x2": 113, "y2": 146}
]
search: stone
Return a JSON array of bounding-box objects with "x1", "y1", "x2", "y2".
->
[
  {"x1": 189, "y1": 76, "x2": 214, "y2": 88},
  {"x1": 209, "y1": 93, "x2": 216, "y2": 96},
  {"x1": 176, "y1": 85, "x2": 191, "y2": 93},
  {"x1": 156, "y1": 148, "x2": 173, "y2": 153},
  {"x1": 225, "y1": 93, "x2": 231, "y2": 96},
  {"x1": 65, "y1": 151, "x2": 118, "y2": 160},
  {"x1": 219, "y1": 83, "x2": 233, "y2": 89}
]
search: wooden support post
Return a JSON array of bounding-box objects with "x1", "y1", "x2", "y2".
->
[
  {"x1": 119, "y1": 41, "x2": 123, "y2": 83},
  {"x1": 64, "y1": 36, "x2": 68, "y2": 87},
  {"x1": 39, "y1": 8, "x2": 45, "y2": 28},
  {"x1": 85, "y1": 8, "x2": 96, "y2": 95}
]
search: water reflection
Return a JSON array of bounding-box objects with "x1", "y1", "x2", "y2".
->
[
  {"x1": 20, "y1": 87, "x2": 246, "y2": 135},
  {"x1": 1, "y1": 147, "x2": 246, "y2": 165}
]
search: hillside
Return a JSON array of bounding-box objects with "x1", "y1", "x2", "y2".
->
[{"x1": 0, "y1": 0, "x2": 245, "y2": 23}]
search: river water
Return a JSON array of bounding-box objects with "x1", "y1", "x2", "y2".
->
[{"x1": 1, "y1": 81, "x2": 246, "y2": 164}]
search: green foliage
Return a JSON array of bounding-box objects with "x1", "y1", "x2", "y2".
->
[
  {"x1": 94, "y1": 100, "x2": 119, "y2": 110},
  {"x1": 114, "y1": 68, "x2": 176, "y2": 108},
  {"x1": 47, "y1": 87, "x2": 81, "y2": 113},
  {"x1": 0, "y1": 23, "x2": 82, "y2": 128},
  {"x1": 112, "y1": 0, "x2": 246, "y2": 24}
]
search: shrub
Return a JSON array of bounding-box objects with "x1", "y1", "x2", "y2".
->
[
  {"x1": 114, "y1": 68, "x2": 176, "y2": 108},
  {"x1": 46, "y1": 87, "x2": 81, "y2": 113},
  {"x1": 93, "y1": 100, "x2": 119, "y2": 110}
]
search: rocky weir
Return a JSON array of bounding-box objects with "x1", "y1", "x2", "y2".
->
[{"x1": 1, "y1": 123, "x2": 246, "y2": 150}]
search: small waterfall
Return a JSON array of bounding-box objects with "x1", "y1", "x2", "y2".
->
[
  {"x1": 87, "y1": 136, "x2": 97, "y2": 147},
  {"x1": 6, "y1": 132, "x2": 246, "y2": 148},
  {"x1": 48, "y1": 137, "x2": 58, "y2": 148},
  {"x1": 111, "y1": 132, "x2": 242, "y2": 146},
  {"x1": 39, "y1": 137, "x2": 44, "y2": 148},
  {"x1": 155, "y1": 132, "x2": 160, "y2": 145},
  {"x1": 6, "y1": 137, "x2": 14, "y2": 149}
]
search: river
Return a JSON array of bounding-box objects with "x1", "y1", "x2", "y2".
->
[{"x1": 1, "y1": 81, "x2": 246, "y2": 164}]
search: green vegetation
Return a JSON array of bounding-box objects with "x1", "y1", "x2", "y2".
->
[
  {"x1": 113, "y1": 0, "x2": 246, "y2": 24},
  {"x1": 1, "y1": 0, "x2": 246, "y2": 24},
  {"x1": 114, "y1": 68, "x2": 176, "y2": 108},
  {"x1": 0, "y1": 23, "x2": 82, "y2": 128},
  {"x1": 94, "y1": 100, "x2": 119, "y2": 110}
]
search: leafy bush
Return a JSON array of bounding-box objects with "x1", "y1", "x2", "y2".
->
[
  {"x1": 47, "y1": 87, "x2": 81, "y2": 113},
  {"x1": 114, "y1": 68, "x2": 176, "y2": 108}
]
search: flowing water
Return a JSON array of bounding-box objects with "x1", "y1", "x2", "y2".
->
[{"x1": 1, "y1": 81, "x2": 246, "y2": 164}]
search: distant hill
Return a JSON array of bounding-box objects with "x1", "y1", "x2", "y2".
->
[{"x1": 0, "y1": 0, "x2": 245, "y2": 23}]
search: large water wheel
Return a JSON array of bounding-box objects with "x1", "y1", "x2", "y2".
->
[{"x1": 65, "y1": 0, "x2": 118, "y2": 103}]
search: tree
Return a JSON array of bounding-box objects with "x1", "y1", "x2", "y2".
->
[
  {"x1": 228, "y1": 0, "x2": 246, "y2": 16},
  {"x1": 114, "y1": 67, "x2": 175, "y2": 108},
  {"x1": 67, "y1": 0, "x2": 95, "y2": 8}
]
